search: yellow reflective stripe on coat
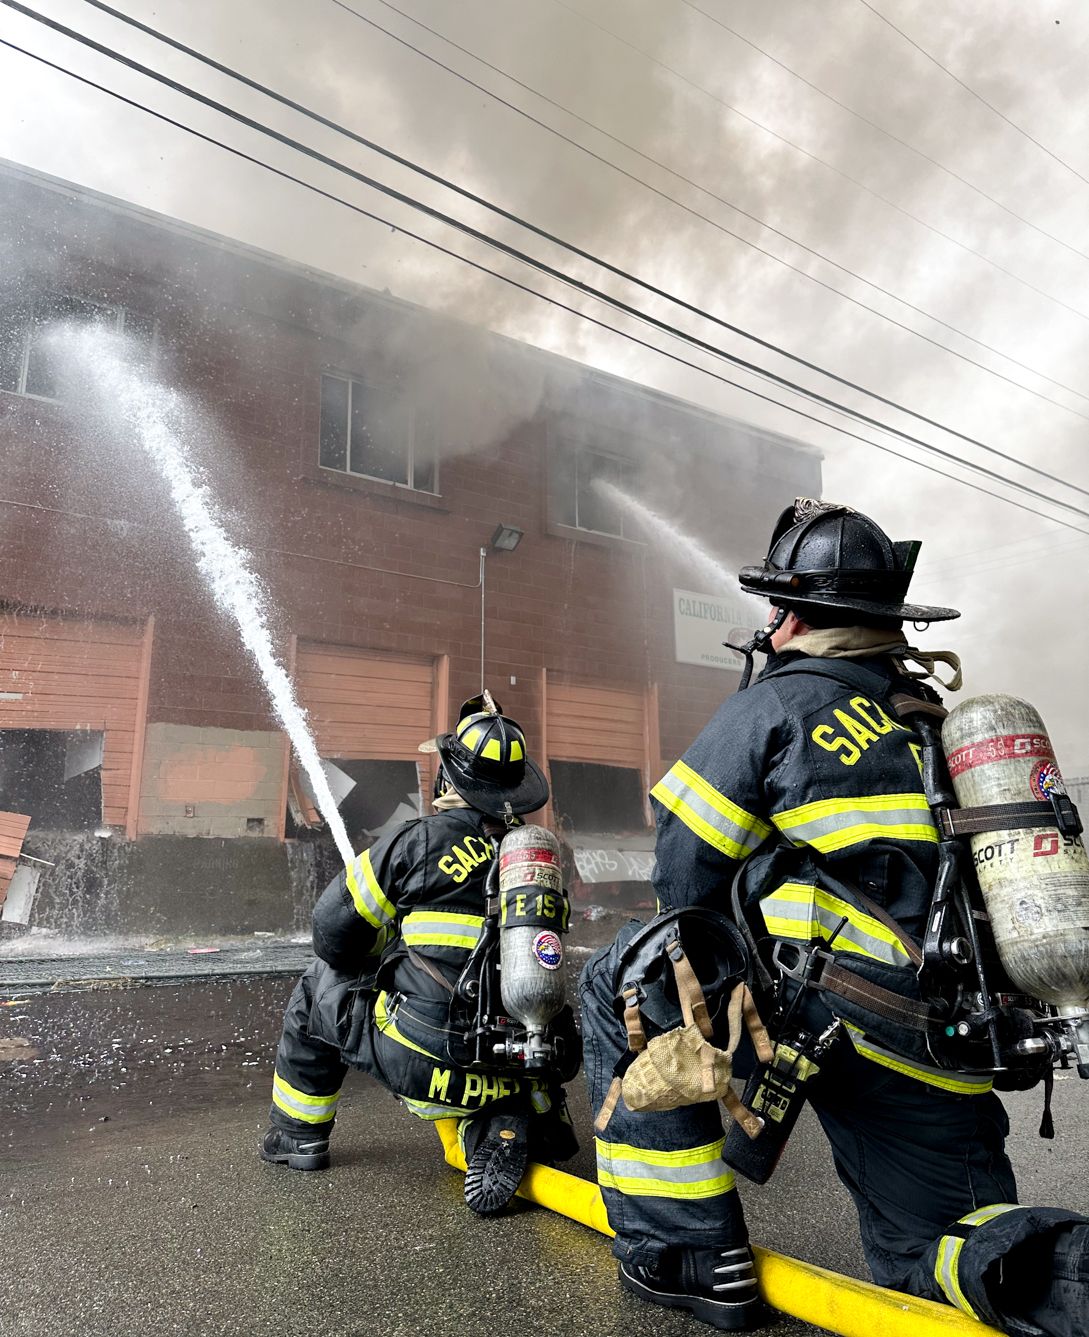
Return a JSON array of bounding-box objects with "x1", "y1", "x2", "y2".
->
[
  {"x1": 403, "y1": 1096, "x2": 476, "y2": 1121},
  {"x1": 374, "y1": 990, "x2": 439, "y2": 1059},
  {"x1": 760, "y1": 882, "x2": 914, "y2": 967},
  {"x1": 595, "y1": 1136, "x2": 736, "y2": 1200},
  {"x1": 842, "y1": 1023, "x2": 993, "y2": 1094},
  {"x1": 934, "y1": 1205, "x2": 1018, "y2": 1316},
  {"x1": 345, "y1": 849, "x2": 396, "y2": 929},
  {"x1": 401, "y1": 910, "x2": 484, "y2": 950},
  {"x1": 772, "y1": 792, "x2": 937, "y2": 854},
  {"x1": 272, "y1": 1072, "x2": 340, "y2": 1124},
  {"x1": 651, "y1": 761, "x2": 771, "y2": 861}
]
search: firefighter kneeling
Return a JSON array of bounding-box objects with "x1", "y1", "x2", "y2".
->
[
  {"x1": 581, "y1": 499, "x2": 1089, "y2": 1335},
  {"x1": 261, "y1": 695, "x2": 580, "y2": 1216}
]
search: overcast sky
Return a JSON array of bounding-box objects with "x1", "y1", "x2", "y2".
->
[{"x1": 1, "y1": 0, "x2": 1087, "y2": 770}]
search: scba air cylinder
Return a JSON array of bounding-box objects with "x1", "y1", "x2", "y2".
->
[
  {"x1": 498, "y1": 825, "x2": 568, "y2": 1068},
  {"x1": 942, "y1": 694, "x2": 1089, "y2": 1007}
]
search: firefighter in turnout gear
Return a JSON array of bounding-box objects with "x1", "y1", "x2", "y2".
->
[
  {"x1": 261, "y1": 695, "x2": 580, "y2": 1216},
  {"x1": 581, "y1": 500, "x2": 1089, "y2": 1334}
]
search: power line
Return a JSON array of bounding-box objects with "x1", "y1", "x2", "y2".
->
[
  {"x1": 326, "y1": 0, "x2": 1089, "y2": 417},
  {"x1": 545, "y1": 0, "x2": 1089, "y2": 327},
  {"x1": 3, "y1": 30, "x2": 1087, "y2": 545},
  {"x1": 857, "y1": 0, "x2": 1089, "y2": 192},
  {"x1": 921, "y1": 530, "x2": 1089, "y2": 581},
  {"x1": 677, "y1": 0, "x2": 1089, "y2": 266},
  {"x1": 38, "y1": 0, "x2": 1089, "y2": 513}
]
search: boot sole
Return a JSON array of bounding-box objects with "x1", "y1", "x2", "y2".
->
[
  {"x1": 618, "y1": 1261, "x2": 766, "y2": 1332},
  {"x1": 259, "y1": 1147, "x2": 330, "y2": 1171},
  {"x1": 464, "y1": 1131, "x2": 529, "y2": 1216}
]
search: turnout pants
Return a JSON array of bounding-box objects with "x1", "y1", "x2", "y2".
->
[
  {"x1": 270, "y1": 961, "x2": 572, "y2": 1155},
  {"x1": 581, "y1": 933, "x2": 1089, "y2": 1337}
]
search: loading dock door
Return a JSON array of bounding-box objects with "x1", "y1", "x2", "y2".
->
[
  {"x1": 0, "y1": 612, "x2": 148, "y2": 833},
  {"x1": 546, "y1": 678, "x2": 649, "y2": 772},
  {"x1": 294, "y1": 645, "x2": 436, "y2": 759},
  {"x1": 544, "y1": 676, "x2": 660, "y2": 829}
]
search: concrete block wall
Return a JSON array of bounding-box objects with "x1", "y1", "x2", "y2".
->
[{"x1": 137, "y1": 723, "x2": 285, "y2": 838}]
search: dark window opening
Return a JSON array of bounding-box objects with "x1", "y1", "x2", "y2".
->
[
  {"x1": 0, "y1": 729, "x2": 104, "y2": 830},
  {"x1": 0, "y1": 292, "x2": 157, "y2": 400},
  {"x1": 548, "y1": 761, "x2": 649, "y2": 835},
  {"x1": 285, "y1": 758, "x2": 422, "y2": 850},
  {"x1": 553, "y1": 446, "x2": 638, "y2": 538},
  {"x1": 319, "y1": 373, "x2": 437, "y2": 493}
]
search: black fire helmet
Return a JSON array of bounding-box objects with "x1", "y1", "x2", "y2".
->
[
  {"x1": 737, "y1": 498, "x2": 959, "y2": 625},
  {"x1": 431, "y1": 695, "x2": 549, "y2": 818}
]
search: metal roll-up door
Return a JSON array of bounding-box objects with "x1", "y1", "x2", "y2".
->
[
  {"x1": 292, "y1": 645, "x2": 438, "y2": 838},
  {"x1": 0, "y1": 611, "x2": 149, "y2": 834},
  {"x1": 294, "y1": 644, "x2": 436, "y2": 759},
  {"x1": 546, "y1": 678, "x2": 648, "y2": 771}
]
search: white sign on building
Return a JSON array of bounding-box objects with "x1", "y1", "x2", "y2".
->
[{"x1": 673, "y1": 588, "x2": 754, "y2": 670}]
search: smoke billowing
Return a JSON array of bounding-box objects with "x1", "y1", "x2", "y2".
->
[{"x1": 1, "y1": 0, "x2": 1086, "y2": 763}]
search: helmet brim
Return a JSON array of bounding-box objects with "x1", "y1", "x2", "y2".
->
[
  {"x1": 738, "y1": 569, "x2": 960, "y2": 624},
  {"x1": 434, "y1": 734, "x2": 550, "y2": 816}
]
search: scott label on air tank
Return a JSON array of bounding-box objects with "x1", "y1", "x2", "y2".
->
[{"x1": 942, "y1": 694, "x2": 1089, "y2": 1009}]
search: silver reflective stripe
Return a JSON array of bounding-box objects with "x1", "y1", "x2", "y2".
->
[
  {"x1": 843, "y1": 1024, "x2": 994, "y2": 1094},
  {"x1": 936, "y1": 1201, "x2": 1021, "y2": 1311},
  {"x1": 935, "y1": 1234, "x2": 976, "y2": 1316},
  {"x1": 401, "y1": 911, "x2": 484, "y2": 949},
  {"x1": 401, "y1": 1096, "x2": 474, "y2": 1120},
  {"x1": 271, "y1": 1073, "x2": 340, "y2": 1123},
  {"x1": 345, "y1": 849, "x2": 397, "y2": 929},
  {"x1": 595, "y1": 1136, "x2": 736, "y2": 1200},
  {"x1": 651, "y1": 761, "x2": 770, "y2": 861},
  {"x1": 760, "y1": 883, "x2": 913, "y2": 967},
  {"x1": 959, "y1": 1203, "x2": 1019, "y2": 1227},
  {"x1": 772, "y1": 793, "x2": 937, "y2": 854}
]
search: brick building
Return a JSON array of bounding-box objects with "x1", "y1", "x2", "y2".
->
[{"x1": 0, "y1": 160, "x2": 820, "y2": 935}]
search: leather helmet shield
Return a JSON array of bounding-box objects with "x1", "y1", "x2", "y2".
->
[
  {"x1": 435, "y1": 710, "x2": 549, "y2": 817},
  {"x1": 739, "y1": 498, "x2": 959, "y2": 624}
]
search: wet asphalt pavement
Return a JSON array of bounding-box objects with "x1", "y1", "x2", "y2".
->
[{"x1": 2, "y1": 968, "x2": 1088, "y2": 1337}]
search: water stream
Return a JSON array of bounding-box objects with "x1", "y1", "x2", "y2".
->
[
  {"x1": 593, "y1": 478, "x2": 766, "y2": 621},
  {"x1": 64, "y1": 330, "x2": 355, "y2": 869}
]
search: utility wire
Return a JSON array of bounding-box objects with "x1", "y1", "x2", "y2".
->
[
  {"x1": 677, "y1": 0, "x2": 1089, "y2": 266},
  {"x1": 545, "y1": 0, "x2": 1089, "y2": 326},
  {"x1": 3, "y1": 31, "x2": 1087, "y2": 544},
  {"x1": 326, "y1": 0, "x2": 1089, "y2": 416},
  {"x1": 857, "y1": 0, "x2": 1089, "y2": 192},
  {"x1": 37, "y1": 0, "x2": 1089, "y2": 512},
  {"x1": 921, "y1": 531, "x2": 1089, "y2": 582}
]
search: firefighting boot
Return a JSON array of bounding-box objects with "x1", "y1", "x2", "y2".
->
[
  {"x1": 618, "y1": 1244, "x2": 767, "y2": 1332},
  {"x1": 462, "y1": 1111, "x2": 530, "y2": 1216},
  {"x1": 259, "y1": 1125, "x2": 331, "y2": 1171}
]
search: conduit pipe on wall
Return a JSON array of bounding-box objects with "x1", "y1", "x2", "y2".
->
[{"x1": 433, "y1": 1121, "x2": 1002, "y2": 1337}]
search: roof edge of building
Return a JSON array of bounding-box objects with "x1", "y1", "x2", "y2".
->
[{"x1": 0, "y1": 155, "x2": 821, "y2": 462}]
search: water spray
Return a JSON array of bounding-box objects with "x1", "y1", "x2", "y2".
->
[
  {"x1": 592, "y1": 478, "x2": 766, "y2": 619},
  {"x1": 62, "y1": 329, "x2": 355, "y2": 869}
]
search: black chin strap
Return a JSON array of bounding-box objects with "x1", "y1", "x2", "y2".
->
[{"x1": 732, "y1": 607, "x2": 789, "y2": 691}]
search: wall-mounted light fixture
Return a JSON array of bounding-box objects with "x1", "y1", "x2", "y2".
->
[{"x1": 489, "y1": 523, "x2": 524, "y2": 552}]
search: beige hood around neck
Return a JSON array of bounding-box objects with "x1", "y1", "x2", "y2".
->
[{"x1": 779, "y1": 625, "x2": 963, "y2": 692}]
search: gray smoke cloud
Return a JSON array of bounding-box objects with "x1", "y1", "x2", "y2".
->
[{"x1": 1, "y1": 0, "x2": 1086, "y2": 766}]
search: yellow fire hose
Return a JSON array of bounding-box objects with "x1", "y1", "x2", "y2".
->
[{"x1": 435, "y1": 1120, "x2": 1003, "y2": 1337}]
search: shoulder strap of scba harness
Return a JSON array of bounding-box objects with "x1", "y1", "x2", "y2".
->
[{"x1": 594, "y1": 909, "x2": 772, "y2": 1136}]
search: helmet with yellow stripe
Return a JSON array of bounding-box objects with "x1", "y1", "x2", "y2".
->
[{"x1": 434, "y1": 694, "x2": 549, "y2": 817}]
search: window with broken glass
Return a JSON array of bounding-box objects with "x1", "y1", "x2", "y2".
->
[
  {"x1": 319, "y1": 372, "x2": 437, "y2": 493},
  {"x1": 552, "y1": 444, "x2": 638, "y2": 539},
  {"x1": 0, "y1": 292, "x2": 156, "y2": 400}
]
